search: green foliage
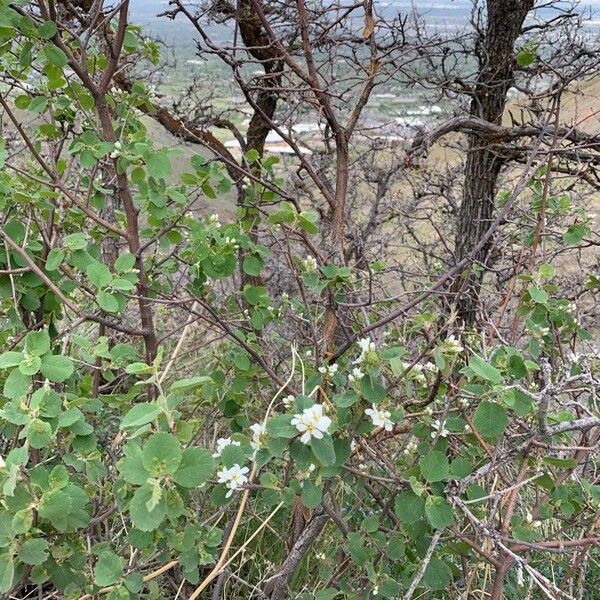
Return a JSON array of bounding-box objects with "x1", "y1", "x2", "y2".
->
[{"x1": 0, "y1": 6, "x2": 597, "y2": 600}]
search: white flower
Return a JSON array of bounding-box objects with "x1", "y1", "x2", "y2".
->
[
  {"x1": 372, "y1": 585, "x2": 379, "y2": 596},
  {"x1": 364, "y1": 404, "x2": 393, "y2": 431},
  {"x1": 298, "y1": 463, "x2": 316, "y2": 481},
  {"x1": 249, "y1": 422, "x2": 267, "y2": 451},
  {"x1": 291, "y1": 404, "x2": 332, "y2": 444},
  {"x1": 348, "y1": 367, "x2": 364, "y2": 382},
  {"x1": 516, "y1": 564, "x2": 524, "y2": 587},
  {"x1": 318, "y1": 363, "x2": 338, "y2": 378},
  {"x1": 282, "y1": 394, "x2": 295, "y2": 408},
  {"x1": 353, "y1": 337, "x2": 376, "y2": 365},
  {"x1": 442, "y1": 334, "x2": 463, "y2": 355},
  {"x1": 212, "y1": 437, "x2": 241, "y2": 458},
  {"x1": 463, "y1": 424, "x2": 471, "y2": 433},
  {"x1": 424, "y1": 406, "x2": 434, "y2": 416},
  {"x1": 403, "y1": 441, "x2": 418, "y2": 455},
  {"x1": 431, "y1": 419, "x2": 449, "y2": 438},
  {"x1": 208, "y1": 213, "x2": 222, "y2": 228},
  {"x1": 0, "y1": 455, "x2": 5, "y2": 469},
  {"x1": 459, "y1": 397, "x2": 470, "y2": 407},
  {"x1": 302, "y1": 255, "x2": 318, "y2": 272},
  {"x1": 217, "y1": 464, "x2": 249, "y2": 498}
]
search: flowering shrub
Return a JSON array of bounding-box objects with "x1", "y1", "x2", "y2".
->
[{"x1": 0, "y1": 4, "x2": 599, "y2": 600}]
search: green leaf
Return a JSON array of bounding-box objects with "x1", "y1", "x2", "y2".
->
[
  {"x1": 419, "y1": 450, "x2": 449, "y2": 483},
  {"x1": 45, "y1": 248, "x2": 64, "y2": 271},
  {"x1": 39, "y1": 489, "x2": 72, "y2": 531},
  {"x1": 86, "y1": 261, "x2": 113, "y2": 288},
  {"x1": 169, "y1": 376, "x2": 211, "y2": 392},
  {"x1": 18, "y1": 538, "x2": 49, "y2": 566},
  {"x1": 394, "y1": 491, "x2": 425, "y2": 524},
  {"x1": 129, "y1": 484, "x2": 167, "y2": 531},
  {"x1": 26, "y1": 330, "x2": 51, "y2": 356},
  {"x1": 19, "y1": 355, "x2": 41, "y2": 376},
  {"x1": 242, "y1": 255, "x2": 263, "y2": 276},
  {"x1": 43, "y1": 45, "x2": 68, "y2": 67},
  {"x1": 266, "y1": 414, "x2": 296, "y2": 438},
  {"x1": 95, "y1": 551, "x2": 124, "y2": 587},
  {"x1": 301, "y1": 480, "x2": 322, "y2": 509},
  {"x1": 40, "y1": 354, "x2": 74, "y2": 382},
  {"x1": 37, "y1": 20, "x2": 58, "y2": 39},
  {"x1": 3, "y1": 369, "x2": 31, "y2": 399},
  {"x1": 118, "y1": 444, "x2": 149, "y2": 485},
  {"x1": 563, "y1": 223, "x2": 589, "y2": 245},
  {"x1": 63, "y1": 233, "x2": 87, "y2": 250},
  {"x1": 173, "y1": 448, "x2": 214, "y2": 488},
  {"x1": 423, "y1": 557, "x2": 452, "y2": 590},
  {"x1": 145, "y1": 150, "x2": 171, "y2": 179},
  {"x1": 115, "y1": 252, "x2": 136, "y2": 272},
  {"x1": 425, "y1": 496, "x2": 454, "y2": 529},
  {"x1": 0, "y1": 553, "x2": 14, "y2": 593},
  {"x1": 528, "y1": 284, "x2": 548, "y2": 304},
  {"x1": 468, "y1": 354, "x2": 503, "y2": 385},
  {"x1": 26, "y1": 418, "x2": 53, "y2": 449},
  {"x1": 360, "y1": 373, "x2": 386, "y2": 403},
  {"x1": 142, "y1": 432, "x2": 182, "y2": 476},
  {"x1": 473, "y1": 401, "x2": 508, "y2": 440},
  {"x1": 386, "y1": 534, "x2": 405, "y2": 560},
  {"x1": 311, "y1": 434, "x2": 336, "y2": 466},
  {"x1": 516, "y1": 49, "x2": 536, "y2": 67},
  {"x1": 0, "y1": 352, "x2": 23, "y2": 369},
  {"x1": 97, "y1": 290, "x2": 120, "y2": 313},
  {"x1": 120, "y1": 403, "x2": 160, "y2": 429}
]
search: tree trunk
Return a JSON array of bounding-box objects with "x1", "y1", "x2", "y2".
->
[{"x1": 454, "y1": 0, "x2": 534, "y2": 323}]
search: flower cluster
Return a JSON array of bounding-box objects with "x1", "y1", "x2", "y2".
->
[
  {"x1": 302, "y1": 255, "x2": 318, "y2": 272},
  {"x1": 318, "y1": 363, "x2": 338, "y2": 378},
  {"x1": 249, "y1": 422, "x2": 267, "y2": 451},
  {"x1": 354, "y1": 337, "x2": 377, "y2": 365},
  {"x1": 364, "y1": 404, "x2": 393, "y2": 431},
  {"x1": 440, "y1": 333, "x2": 463, "y2": 356},
  {"x1": 212, "y1": 437, "x2": 241, "y2": 458},
  {"x1": 430, "y1": 419, "x2": 449, "y2": 438},
  {"x1": 217, "y1": 464, "x2": 249, "y2": 498},
  {"x1": 291, "y1": 404, "x2": 331, "y2": 444},
  {"x1": 348, "y1": 367, "x2": 364, "y2": 382}
]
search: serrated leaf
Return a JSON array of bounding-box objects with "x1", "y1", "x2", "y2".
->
[
  {"x1": 25, "y1": 330, "x2": 50, "y2": 356},
  {"x1": 95, "y1": 551, "x2": 124, "y2": 587},
  {"x1": 0, "y1": 553, "x2": 14, "y2": 593},
  {"x1": 468, "y1": 354, "x2": 503, "y2": 385},
  {"x1": 311, "y1": 434, "x2": 336, "y2": 466},
  {"x1": 473, "y1": 401, "x2": 507, "y2": 440},
  {"x1": 43, "y1": 45, "x2": 68, "y2": 67},
  {"x1": 301, "y1": 480, "x2": 322, "y2": 509},
  {"x1": 423, "y1": 557, "x2": 452, "y2": 590},
  {"x1": 97, "y1": 290, "x2": 120, "y2": 313},
  {"x1": 142, "y1": 432, "x2": 182, "y2": 476},
  {"x1": 129, "y1": 484, "x2": 167, "y2": 531},
  {"x1": 528, "y1": 284, "x2": 548, "y2": 304},
  {"x1": 0, "y1": 352, "x2": 23, "y2": 369},
  {"x1": 173, "y1": 448, "x2": 214, "y2": 488},
  {"x1": 40, "y1": 354, "x2": 74, "y2": 382},
  {"x1": 45, "y1": 248, "x2": 64, "y2": 271},
  {"x1": 419, "y1": 450, "x2": 449, "y2": 482},
  {"x1": 360, "y1": 373, "x2": 386, "y2": 403},
  {"x1": 3, "y1": 369, "x2": 31, "y2": 399},
  {"x1": 120, "y1": 403, "x2": 160, "y2": 429},
  {"x1": 169, "y1": 376, "x2": 211, "y2": 392},
  {"x1": 425, "y1": 496, "x2": 454, "y2": 529},
  {"x1": 394, "y1": 491, "x2": 425, "y2": 523},
  {"x1": 114, "y1": 252, "x2": 136, "y2": 272},
  {"x1": 118, "y1": 444, "x2": 149, "y2": 485},
  {"x1": 18, "y1": 538, "x2": 49, "y2": 566},
  {"x1": 86, "y1": 261, "x2": 113, "y2": 288}
]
